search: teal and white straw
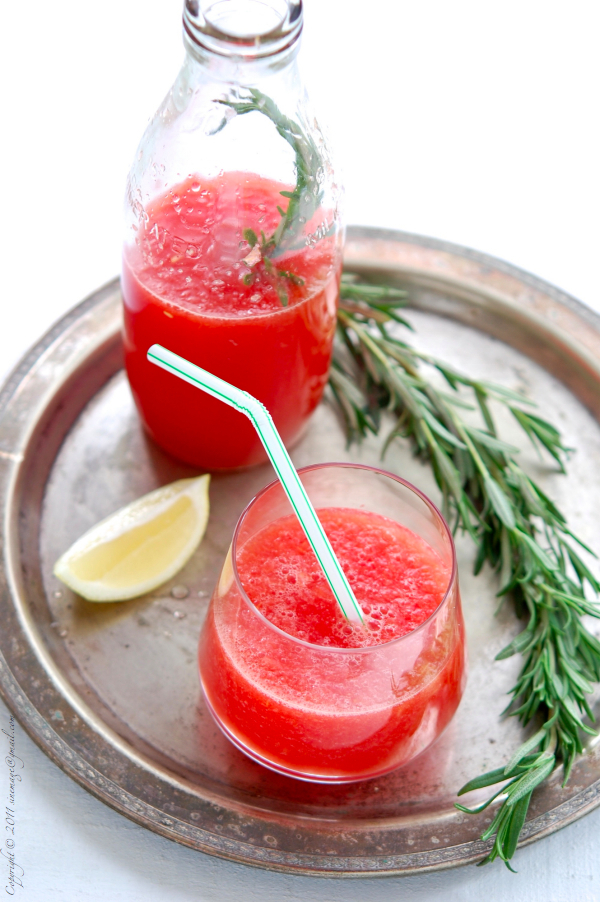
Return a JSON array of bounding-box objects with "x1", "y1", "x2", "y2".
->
[{"x1": 147, "y1": 344, "x2": 365, "y2": 625}]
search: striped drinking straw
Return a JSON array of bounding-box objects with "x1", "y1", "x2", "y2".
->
[{"x1": 147, "y1": 344, "x2": 365, "y2": 625}]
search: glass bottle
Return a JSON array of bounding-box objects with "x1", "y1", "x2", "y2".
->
[{"x1": 122, "y1": 0, "x2": 344, "y2": 470}]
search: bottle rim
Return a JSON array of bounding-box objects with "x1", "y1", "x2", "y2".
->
[{"x1": 183, "y1": 0, "x2": 302, "y2": 60}]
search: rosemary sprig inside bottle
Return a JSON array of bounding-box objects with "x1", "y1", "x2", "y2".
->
[
  {"x1": 334, "y1": 273, "x2": 600, "y2": 870},
  {"x1": 216, "y1": 88, "x2": 322, "y2": 305}
]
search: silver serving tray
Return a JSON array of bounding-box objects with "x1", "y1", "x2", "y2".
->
[{"x1": 1, "y1": 227, "x2": 600, "y2": 877}]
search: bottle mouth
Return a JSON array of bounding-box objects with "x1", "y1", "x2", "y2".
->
[{"x1": 183, "y1": 0, "x2": 302, "y2": 60}]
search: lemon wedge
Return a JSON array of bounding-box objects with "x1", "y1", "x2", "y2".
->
[{"x1": 53, "y1": 475, "x2": 210, "y2": 601}]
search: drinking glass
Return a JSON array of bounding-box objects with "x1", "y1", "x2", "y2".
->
[{"x1": 199, "y1": 463, "x2": 466, "y2": 782}]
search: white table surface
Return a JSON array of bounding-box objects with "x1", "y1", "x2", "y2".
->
[{"x1": 1, "y1": 1, "x2": 600, "y2": 898}]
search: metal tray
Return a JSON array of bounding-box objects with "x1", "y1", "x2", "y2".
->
[{"x1": 1, "y1": 227, "x2": 600, "y2": 877}]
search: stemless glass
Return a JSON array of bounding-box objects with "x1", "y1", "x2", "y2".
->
[{"x1": 199, "y1": 464, "x2": 466, "y2": 783}]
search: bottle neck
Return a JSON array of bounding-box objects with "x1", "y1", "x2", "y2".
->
[{"x1": 182, "y1": 0, "x2": 302, "y2": 82}]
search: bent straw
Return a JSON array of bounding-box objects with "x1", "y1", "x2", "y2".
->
[{"x1": 147, "y1": 344, "x2": 365, "y2": 625}]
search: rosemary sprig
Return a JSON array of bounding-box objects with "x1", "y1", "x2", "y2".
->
[
  {"x1": 216, "y1": 84, "x2": 600, "y2": 866},
  {"x1": 216, "y1": 88, "x2": 321, "y2": 303},
  {"x1": 333, "y1": 272, "x2": 600, "y2": 869}
]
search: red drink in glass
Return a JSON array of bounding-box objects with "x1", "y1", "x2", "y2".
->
[
  {"x1": 122, "y1": 173, "x2": 340, "y2": 469},
  {"x1": 199, "y1": 464, "x2": 466, "y2": 782}
]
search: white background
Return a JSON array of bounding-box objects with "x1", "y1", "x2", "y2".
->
[{"x1": 1, "y1": 0, "x2": 600, "y2": 898}]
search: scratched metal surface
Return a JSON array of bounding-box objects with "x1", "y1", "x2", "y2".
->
[{"x1": 0, "y1": 228, "x2": 599, "y2": 876}]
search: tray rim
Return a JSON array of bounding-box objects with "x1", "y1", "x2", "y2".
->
[{"x1": 2, "y1": 225, "x2": 600, "y2": 877}]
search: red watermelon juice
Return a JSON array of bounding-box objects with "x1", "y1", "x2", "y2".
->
[
  {"x1": 199, "y1": 465, "x2": 466, "y2": 782},
  {"x1": 122, "y1": 172, "x2": 340, "y2": 469}
]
